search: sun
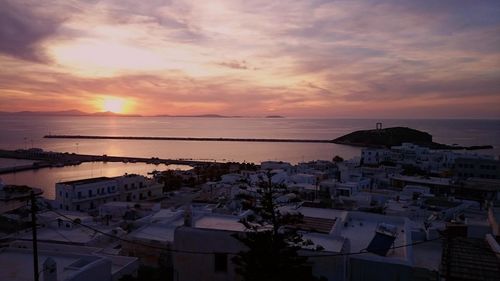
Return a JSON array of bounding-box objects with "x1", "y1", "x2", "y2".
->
[{"x1": 102, "y1": 97, "x2": 126, "y2": 113}]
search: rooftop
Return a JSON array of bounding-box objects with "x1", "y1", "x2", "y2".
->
[
  {"x1": 193, "y1": 215, "x2": 247, "y2": 232},
  {"x1": 441, "y1": 237, "x2": 500, "y2": 281},
  {"x1": 392, "y1": 175, "x2": 451, "y2": 186},
  {"x1": 412, "y1": 239, "x2": 443, "y2": 271},
  {"x1": 0, "y1": 248, "x2": 95, "y2": 281},
  {"x1": 302, "y1": 233, "x2": 345, "y2": 253},
  {"x1": 129, "y1": 223, "x2": 181, "y2": 243},
  {"x1": 0, "y1": 185, "x2": 43, "y2": 201},
  {"x1": 295, "y1": 216, "x2": 336, "y2": 234},
  {"x1": 58, "y1": 177, "x2": 114, "y2": 186},
  {"x1": 339, "y1": 213, "x2": 408, "y2": 260},
  {"x1": 0, "y1": 241, "x2": 138, "y2": 281}
]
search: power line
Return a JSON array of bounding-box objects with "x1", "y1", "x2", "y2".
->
[
  {"x1": 35, "y1": 217, "x2": 76, "y2": 244},
  {"x1": 47, "y1": 209, "x2": 445, "y2": 258}
]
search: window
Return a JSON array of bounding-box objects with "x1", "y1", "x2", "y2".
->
[
  {"x1": 214, "y1": 253, "x2": 227, "y2": 272},
  {"x1": 76, "y1": 205, "x2": 80, "y2": 211},
  {"x1": 89, "y1": 190, "x2": 93, "y2": 197},
  {"x1": 77, "y1": 191, "x2": 81, "y2": 199}
]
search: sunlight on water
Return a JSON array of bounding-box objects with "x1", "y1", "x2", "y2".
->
[{"x1": 0, "y1": 162, "x2": 191, "y2": 199}]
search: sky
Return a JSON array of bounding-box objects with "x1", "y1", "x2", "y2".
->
[{"x1": 0, "y1": 0, "x2": 499, "y2": 118}]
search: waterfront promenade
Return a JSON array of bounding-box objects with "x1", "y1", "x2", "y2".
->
[{"x1": 0, "y1": 149, "x2": 210, "y2": 174}]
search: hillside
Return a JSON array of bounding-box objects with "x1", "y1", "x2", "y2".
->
[{"x1": 332, "y1": 127, "x2": 492, "y2": 150}]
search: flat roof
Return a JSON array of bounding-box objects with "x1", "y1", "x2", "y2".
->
[
  {"x1": 291, "y1": 206, "x2": 347, "y2": 220},
  {"x1": 0, "y1": 242, "x2": 138, "y2": 281},
  {"x1": 150, "y1": 209, "x2": 183, "y2": 222},
  {"x1": 295, "y1": 216, "x2": 336, "y2": 234},
  {"x1": 19, "y1": 224, "x2": 114, "y2": 244},
  {"x1": 129, "y1": 223, "x2": 181, "y2": 243},
  {"x1": 302, "y1": 233, "x2": 345, "y2": 253},
  {"x1": 392, "y1": 175, "x2": 451, "y2": 186},
  {"x1": 0, "y1": 248, "x2": 100, "y2": 281},
  {"x1": 0, "y1": 186, "x2": 43, "y2": 201},
  {"x1": 412, "y1": 240, "x2": 443, "y2": 271},
  {"x1": 58, "y1": 177, "x2": 115, "y2": 186},
  {"x1": 339, "y1": 212, "x2": 408, "y2": 260},
  {"x1": 194, "y1": 215, "x2": 247, "y2": 232}
]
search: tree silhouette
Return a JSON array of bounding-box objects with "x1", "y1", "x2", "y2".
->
[{"x1": 232, "y1": 172, "x2": 323, "y2": 281}]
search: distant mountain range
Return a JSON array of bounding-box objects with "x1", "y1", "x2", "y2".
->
[
  {"x1": 0, "y1": 110, "x2": 284, "y2": 118},
  {"x1": 154, "y1": 114, "x2": 243, "y2": 118},
  {"x1": 0, "y1": 110, "x2": 142, "y2": 117}
]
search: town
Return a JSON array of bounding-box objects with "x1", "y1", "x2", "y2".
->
[{"x1": 0, "y1": 142, "x2": 499, "y2": 281}]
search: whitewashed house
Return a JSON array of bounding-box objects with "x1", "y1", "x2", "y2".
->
[{"x1": 55, "y1": 174, "x2": 163, "y2": 212}]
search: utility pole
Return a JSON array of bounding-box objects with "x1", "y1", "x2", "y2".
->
[{"x1": 30, "y1": 190, "x2": 39, "y2": 281}]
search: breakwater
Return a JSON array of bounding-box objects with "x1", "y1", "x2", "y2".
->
[{"x1": 44, "y1": 135, "x2": 333, "y2": 143}]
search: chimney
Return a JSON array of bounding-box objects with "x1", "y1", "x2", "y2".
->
[{"x1": 43, "y1": 257, "x2": 57, "y2": 281}]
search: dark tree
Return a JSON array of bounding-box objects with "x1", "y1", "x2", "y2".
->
[
  {"x1": 332, "y1": 155, "x2": 344, "y2": 163},
  {"x1": 158, "y1": 170, "x2": 183, "y2": 191},
  {"x1": 232, "y1": 173, "x2": 322, "y2": 281}
]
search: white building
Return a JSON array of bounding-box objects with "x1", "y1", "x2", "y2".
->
[
  {"x1": 172, "y1": 212, "x2": 348, "y2": 281},
  {"x1": 332, "y1": 179, "x2": 371, "y2": 197},
  {"x1": 56, "y1": 177, "x2": 120, "y2": 211},
  {"x1": 0, "y1": 240, "x2": 138, "y2": 281},
  {"x1": 20, "y1": 211, "x2": 126, "y2": 247},
  {"x1": 248, "y1": 170, "x2": 289, "y2": 186},
  {"x1": 361, "y1": 148, "x2": 392, "y2": 165},
  {"x1": 167, "y1": 204, "x2": 443, "y2": 281},
  {"x1": 296, "y1": 160, "x2": 338, "y2": 177},
  {"x1": 123, "y1": 209, "x2": 186, "y2": 267},
  {"x1": 55, "y1": 174, "x2": 163, "y2": 212},
  {"x1": 295, "y1": 207, "x2": 441, "y2": 281},
  {"x1": 290, "y1": 173, "x2": 318, "y2": 185},
  {"x1": 260, "y1": 161, "x2": 294, "y2": 174},
  {"x1": 99, "y1": 201, "x2": 160, "y2": 221}
]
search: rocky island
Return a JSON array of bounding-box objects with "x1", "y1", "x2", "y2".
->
[{"x1": 332, "y1": 126, "x2": 493, "y2": 150}]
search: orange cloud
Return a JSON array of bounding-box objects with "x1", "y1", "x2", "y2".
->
[{"x1": 0, "y1": 0, "x2": 499, "y2": 118}]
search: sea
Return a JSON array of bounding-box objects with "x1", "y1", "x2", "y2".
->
[{"x1": 0, "y1": 116, "x2": 499, "y2": 198}]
